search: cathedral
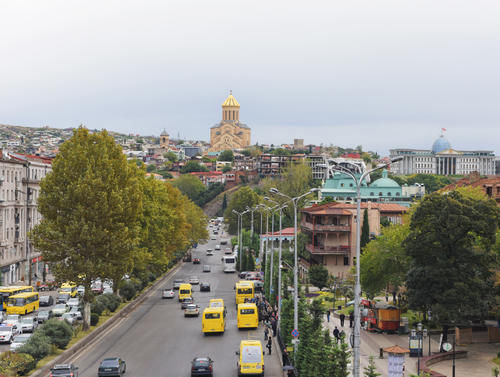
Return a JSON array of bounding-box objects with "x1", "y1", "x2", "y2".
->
[{"x1": 209, "y1": 92, "x2": 251, "y2": 152}]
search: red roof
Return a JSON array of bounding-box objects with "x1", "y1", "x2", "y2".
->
[
  {"x1": 189, "y1": 171, "x2": 223, "y2": 176},
  {"x1": 260, "y1": 227, "x2": 295, "y2": 237},
  {"x1": 303, "y1": 201, "x2": 408, "y2": 214},
  {"x1": 10, "y1": 153, "x2": 52, "y2": 164}
]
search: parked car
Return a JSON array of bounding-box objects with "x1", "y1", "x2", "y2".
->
[
  {"x1": 20, "y1": 317, "x2": 38, "y2": 333},
  {"x1": 67, "y1": 297, "x2": 80, "y2": 308},
  {"x1": 193, "y1": 258, "x2": 201, "y2": 264},
  {"x1": 0, "y1": 325, "x2": 19, "y2": 344},
  {"x1": 162, "y1": 288, "x2": 175, "y2": 299},
  {"x1": 4, "y1": 315, "x2": 20, "y2": 327},
  {"x1": 53, "y1": 304, "x2": 69, "y2": 317},
  {"x1": 49, "y1": 363, "x2": 79, "y2": 377},
  {"x1": 98, "y1": 357, "x2": 126, "y2": 376},
  {"x1": 184, "y1": 304, "x2": 200, "y2": 317},
  {"x1": 173, "y1": 279, "x2": 184, "y2": 290},
  {"x1": 191, "y1": 357, "x2": 214, "y2": 377},
  {"x1": 37, "y1": 310, "x2": 54, "y2": 323},
  {"x1": 77, "y1": 285, "x2": 85, "y2": 295},
  {"x1": 200, "y1": 282, "x2": 211, "y2": 292},
  {"x1": 239, "y1": 271, "x2": 249, "y2": 279},
  {"x1": 181, "y1": 297, "x2": 194, "y2": 309},
  {"x1": 56, "y1": 293, "x2": 70, "y2": 304},
  {"x1": 10, "y1": 333, "x2": 32, "y2": 352},
  {"x1": 189, "y1": 276, "x2": 200, "y2": 285},
  {"x1": 69, "y1": 307, "x2": 83, "y2": 320},
  {"x1": 39, "y1": 295, "x2": 54, "y2": 307},
  {"x1": 59, "y1": 312, "x2": 78, "y2": 325}
]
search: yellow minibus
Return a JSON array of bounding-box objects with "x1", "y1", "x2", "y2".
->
[
  {"x1": 235, "y1": 281, "x2": 254, "y2": 305},
  {"x1": 202, "y1": 307, "x2": 225, "y2": 334},
  {"x1": 178, "y1": 283, "x2": 192, "y2": 301},
  {"x1": 0, "y1": 286, "x2": 34, "y2": 310},
  {"x1": 6, "y1": 292, "x2": 39, "y2": 315},
  {"x1": 237, "y1": 303, "x2": 259, "y2": 329},
  {"x1": 236, "y1": 340, "x2": 264, "y2": 376},
  {"x1": 59, "y1": 283, "x2": 78, "y2": 298}
]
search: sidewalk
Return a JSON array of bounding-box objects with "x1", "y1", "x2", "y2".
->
[{"x1": 322, "y1": 313, "x2": 498, "y2": 376}]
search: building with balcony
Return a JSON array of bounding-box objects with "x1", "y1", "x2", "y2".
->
[{"x1": 301, "y1": 201, "x2": 408, "y2": 277}]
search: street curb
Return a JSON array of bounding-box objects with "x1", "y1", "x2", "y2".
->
[{"x1": 29, "y1": 261, "x2": 183, "y2": 377}]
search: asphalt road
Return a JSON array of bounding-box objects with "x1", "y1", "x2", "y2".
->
[{"x1": 65, "y1": 232, "x2": 283, "y2": 377}]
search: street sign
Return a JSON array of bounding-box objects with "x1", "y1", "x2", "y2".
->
[
  {"x1": 291, "y1": 339, "x2": 300, "y2": 344},
  {"x1": 291, "y1": 329, "x2": 299, "y2": 338},
  {"x1": 442, "y1": 342, "x2": 452, "y2": 352}
]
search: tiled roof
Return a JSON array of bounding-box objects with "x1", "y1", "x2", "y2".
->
[{"x1": 303, "y1": 201, "x2": 408, "y2": 213}]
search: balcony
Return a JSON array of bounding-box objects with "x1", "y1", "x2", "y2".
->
[
  {"x1": 301, "y1": 221, "x2": 351, "y2": 232},
  {"x1": 306, "y1": 244, "x2": 351, "y2": 255}
]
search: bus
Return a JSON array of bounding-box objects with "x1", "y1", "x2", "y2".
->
[
  {"x1": 237, "y1": 303, "x2": 259, "y2": 329},
  {"x1": 202, "y1": 307, "x2": 225, "y2": 334},
  {"x1": 6, "y1": 292, "x2": 39, "y2": 315},
  {"x1": 59, "y1": 282, "x2": 78, "y2": 298},
  {"x1": 223, "y1": 255, "x2": 236, "y2": 273},
  {"x1": 235, "y1": 281, "x2": 254, "y2": 305},
  {"x1": 0, "y1": 286, "x2": 34, "y2": 310}
]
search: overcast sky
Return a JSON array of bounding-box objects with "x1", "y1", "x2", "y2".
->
[{"x1": 1, "y1": 0, "x2": 499, "y2": 156}]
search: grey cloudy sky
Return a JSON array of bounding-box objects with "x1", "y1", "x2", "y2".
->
[{"x1": 1, "y1": 0, "x2": 499, "y2": 156}]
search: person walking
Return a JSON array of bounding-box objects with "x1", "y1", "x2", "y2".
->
[
  {"x1": 264, "y1": 326, "x2": 269, "y2": 341},
  {"x1": 349, "y1": 312, "x2": 354, "y2": 328},
  {"x1": 340, "y1": 313, "x2": 345, "y2": 327},
  {"x1": 266, "y1": 337, "x2": 272, "y2": 355},
  {"x1": 333, "y1": 326, "x2": 340, "y2": 344},
  {"x1": 339, "y1": 329, "x2": 345, "y2": 343},
  {"x1": 326, "y1": 309, "x2": 331, "y2": 322}
]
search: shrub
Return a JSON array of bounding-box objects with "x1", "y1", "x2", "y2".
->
[
  {"x1": 39, "y1": 318, "x2": 73, "y2": 349},
  {"x1": 0, "y1": 351, "x2": 36, "y2": 376},
  {"x1": 91, "y1": 299, "x2": 106, "y2": 316},
  {"x1": 16, "y1": 332, "x2": 51, "y2": 361},
  {"x1": 120, "y1": 281, "x2": 137, "y2": 301},
  {"x1": 90, "y1": 313, "x2": 99, "y2": 326},
  {"x1": 102, "y1": 293, "x2": 121, "y2": 312}
]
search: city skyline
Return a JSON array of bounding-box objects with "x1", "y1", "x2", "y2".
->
[{"x1": 1, "y1": 1, "x2": 499, "y2": 156}]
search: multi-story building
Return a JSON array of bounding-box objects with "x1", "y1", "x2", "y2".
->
[
  {"x1": 390, "y1": 134, "x2": 495, "y2": 176},
  {"x1": 301, "y1": 201, "x2": 408, "y2": 277},
  {"x1": 0, "y1": 151, "x2": 52, "y2": 285}
]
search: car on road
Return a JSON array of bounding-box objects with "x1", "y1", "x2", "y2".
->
[
  {"x1": 10, "y1": 333, "x2": 32, "y2": 352},
  {"x1": 239, "y1": 271, "x2": 249, "y2": 279},
  {"x1": 4, "y1": 315, "x2": 20, "y2": 328},
  {"x1": 215, "y1": 245, "x2": 220, "y2": 250},
  {"x1": 193, "y1": 258, "x2": 201, "y2": 264},
  {"x1": 202, "y1": 265, "x2": 211, "y2": 273},
  {"x1": 210, "y1": 236, "x2": 216, "y2": 240},
  {"x1": 39, "y1": 295, "x2": 54, "y2": 307},
  {"x1": 200, "y1": 282, "x2": 211, "y2": 292},
  {"x1": 77, "y1": 285, "x2": 85, "y2": 296},
  {"x1": 20, "y1": 317, "x2": 38, "y2": 333},
  {"x1": 67, "y1": 297, "x2": 80, "y2": 308},
  {"x1": 0, "y1": 325, "x2": 19, "y2": 343},
  {"x1": 206, "y1": 249, "x2": 213, "y2": 256},
  {"x1": 180, "y1": 297, "x2": 194, "y2": 309},
  {"x1": 162, "y1": 288, "x2": 175, "y2": 299},
  {"x1": 191, "y1": 357, "x2": 214, "y2": 377},
  {"x1": 49, "y1": 363, "x2": 79, "y2": 377},
  {"x1": 224, "y1": 248, "x2": 232, "y2": 254},
  {"x1": 53, "y1": 304, "x2": 69, "y2": 317},
  {"x1": 103, "y1": 287, "x2": 113, "y2": 295},
  {"x1": 189, "y1": 276, "x2": 200, "y2": 284},
  {"x1": 59, "y1": 312, "x2": 78, "y2": 325},
  {"x1": 220, "y1": 239, "x2": 227, "y2": 245},
  {"x1": 98, "y1": 357, "x2": 126, "y2": 377},
  {"x1": 184, "y1": 304, "x2": 200, "y2": 317},
  {"x1": 37, "y1": 309, "x2": 54, "y2": 323},
  {"x1": 69, "y1": 307, "x2": 83, "y2": 320},
  {"x1": 173, "y1": 279, "x2": 184, "y2": 290},
  {"x1": 56, "y1": 293, "x2": 70, "y2": 304}
]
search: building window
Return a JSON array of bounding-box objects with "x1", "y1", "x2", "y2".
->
[
  {"x1": 340, "y1": 183, "x2": 344, "y2": 187},
  {"x1": 370, "y1": 192, "x2": 374, "y2": 196},
  {"x1": 387, "y1": 192, "x2": 391, "y2": 196},
  {"x1": 344, "y1": 256, "x2": 349, "y2": 266},
  {"x1": 379, "y1": 192, "x2": 383, "y2": 196},
  {"x1": 396, "y1": 192, "x2": 400, "y2": 196}
]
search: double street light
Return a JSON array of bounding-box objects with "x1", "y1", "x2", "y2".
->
[
  {"x1": 232, "y1": 208, "x2": 249, "y2": 271},
  {"x1": 269, "y1": 187, "x2": 320, "y2": 358},
  {"x1": 318, "y1": 156, "x2": 403, "y2": 377}
]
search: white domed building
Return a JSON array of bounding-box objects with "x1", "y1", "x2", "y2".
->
[{"x1": 390, "y1": 133, "x2": 495, "y2": 176}]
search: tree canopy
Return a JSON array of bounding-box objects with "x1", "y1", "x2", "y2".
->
[
  {"x1": 218, "y1": 150, "x2": 234, "y2": 162},
  {"x1": 172, "y1": 174, "x2": 205, "y2": 202},
  {"x1": 180, "y1": 160, "x2": 208, "y2": 173},
  {"x1": 224, "y1": 186, "x2": 261, "y2": 234}
]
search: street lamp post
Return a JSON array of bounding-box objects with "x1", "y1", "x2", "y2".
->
[
  {"x1": 319, "y1": 156, "x2": 403, "y2": 377},
  {"x1": 232, "y1": 209, "x2": 249, "y2": 271},
  {"x1": 269, "y1": 187, "x2": 320, "y2": 358},
  {"x1": 264, "y1": 198, "x2": 283, "y2": 305}
]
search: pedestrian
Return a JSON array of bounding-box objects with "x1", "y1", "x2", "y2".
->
[
  {"x1": 264, "y1": 326, "x2": 269, "y2": 341},
  {"x1": 326, "y1": 309, "x2": 331, "y2": 322},
  {"x1": 271, "y1": 318, "x2": 277, "y2": 337},
  {"x1": 340, "y1": 313, "x2": 345, "y2": 327},
  {"x1": 282, "y1": 347, "x2": 289, "y2": 365},
  {"x1": 266, "y1": 337, "x2": 272, "y2": 355},
  {"x1": 349, "y1": 312, "x2": 354, "y2": 328},
  {"x1": 333, "y1": 326, "x2": 340, "y2": 344},
  {"x1": 339, "y1": 329, "x2": 345, "y2": 343},
  {"x1": 385, "y1": 292, "x2": 389, "y2": 302}
]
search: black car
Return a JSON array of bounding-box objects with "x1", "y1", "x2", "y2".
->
[
  {"x1": 37, "y1": 310, "x2": 54, "y2": 323},
  {"x1": 39, "y1": 295, "x2": 54, "y2": 307},
  {"x1": 56, "y1": 294, "x2": 70, "y2": 304},
  {"x1": 200, "y1": 282, "x2": 211, "y2": 292},
  {"x1": 173, "y1": 279, "x2": 184, "y2": 290},
  {"x1": 191, "y1": 357, "x2": 213, "y2": 377},
  {"x1": 181, "y1": 297, "x2": 194, "y2": 309},
  {"x1": 98, "y1": 358, "x2": 126, "y2": 377},
  {"x1": 50, "y1": 363, "x2": 79, "y2": 377}
]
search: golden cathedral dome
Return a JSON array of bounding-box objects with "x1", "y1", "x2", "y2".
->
[{"x1": 222, "y1": 91, "x2": 240, "y2": 107}]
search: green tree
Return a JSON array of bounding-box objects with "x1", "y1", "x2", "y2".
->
[
  {"x1": 146, "y1": 164, "x2": 156, "y2": 173},
  {"x1": 360, "y1": 209, "x2": 370, "y2": 250},
  {"x1": 180, "y1": 160, "x2": 209, "y2": 173},
  {"x1": 309, "y1": 265, "x2": 329, "y2": 289},
  {"x1": 222, "y1": 164, "x2": 232, "y2": 173},
  {"x1": 164, "y1": 151, "x2": 178, "y2": 162},
  {"x1": 224, "y1": 186, "x2": 260, "y2": 234},
  {"x1": 31, "y1": 127, "x2": 143, "y2": 329},
  {"x1": 218, "y1": 150, "x2": 234, "y2": 162},
  {"x1": 172, "y1": 174, "x2": 206, "y2": 202},
  {"x1": 364, "y1": 356, "x2": 381, "y2": 377},
  {"x1": 405, "y1": 191, "x2": 499, "y2": 343},
  {"x1": 222, "y1": 193, "x2": 227, "y2": 212}
]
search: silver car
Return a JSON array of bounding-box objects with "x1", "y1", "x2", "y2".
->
[
  {"x1": 53, "y1": 303, "x2": 69, "y2": 317},
  {"x1": 10, "y1": 333, "x2": 31, "y2": 352},
  {"x1": 20, "y1": 317, "x2": 38, "y2": 333},
  {"x1": 162, "y1": 288, "x2": 175, "y2": 299},
  {"x1": 189, "y1": 276, "x2": 200, "y2": 285},
  {"x1": 0, "y1": 325, "x2": 20, "y2": 344}
]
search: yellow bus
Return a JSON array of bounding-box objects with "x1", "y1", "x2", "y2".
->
[
  {"x1": 6, "y1": 292, "x2": 39, "y2": 315},
  {"x1": 235, "y1": 281, "x2": 254, "y2": 305},
  {"x1": 178, "y1": 283, "x2": 192, "y2": 301},
  {"x1": 236, "y1": 340, "x2": 264, "y2": 376},
  {"x1": 237, "y1": 303, "x2": 259, "y2": 329},
  {"x1": 59, "y1": 283, "x2": 78, "y2": 298},
  {"x1": 0, "y1": 286, "x2": 35, "y2": 310},
  {"x1": 202, "y1": 307, "x2": 225, "y2": 334}
]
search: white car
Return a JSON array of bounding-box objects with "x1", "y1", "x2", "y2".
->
[
  {"x1": 189, "y1": 276, "x2": 200, "y2": 285},
  {"x1": 0, "y1": 325, "x2": 20, "y2": 344},
  {"x1": 20, "y1": 317, "x2": 38, "y2": 333},
  {"x1": 10, "y1": 333, "x2": 31, "y2": 351},
  {"x1": 184, "y1": 304, "x2": 200, "y2": 317},
  {"x1": 162, "y1": 288, "x2": 175, "y2": 299},
  {"x1": 60, "y1": 312, "x2": 78, "y2": 325},
  {"x1": 67, "y1": 298, "x2": 80, "y2": 308},
  {"x1": 211, "y1": 236, "x2": 217, "y2": 240},
  {"x1": 4, "y1": 315, "x2": 20, "y2": 327},
  {"x1": 206, "y1": 249, "x2": 213, "y2": 256},
  {"x1": 77, "y1": 285, "x2": 85, "y2": 295},
  {"x1": 215, "y1": 245, "x2": 221, "y2": 250},
  {"x1": 69, "y1": 307, "x2": 83, "y2": 320},
  {"x1": 53, "y1": 304, "x2": 69, "y2": 317}
]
